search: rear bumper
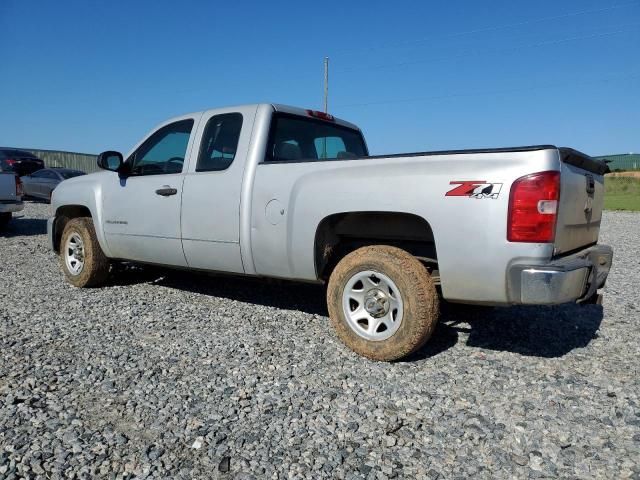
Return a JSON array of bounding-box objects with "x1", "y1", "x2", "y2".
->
[
  {"x1": 0, "y1": 201, "x2": 24, "y2": 213},
  {"x1": 47, "y1": 217, "x2": 55, "y2": 251},
  {"x1": 508, "y1": 244, "x2": 613, "y2": 305}
]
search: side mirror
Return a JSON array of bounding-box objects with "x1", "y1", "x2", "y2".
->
[{"x1": 97, "y1": 151, "x2": 123, "y2": 172}]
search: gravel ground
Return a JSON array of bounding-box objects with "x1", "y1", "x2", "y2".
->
[{"x1": 0, "y1": 202, "x2": 638, "y2": 479}]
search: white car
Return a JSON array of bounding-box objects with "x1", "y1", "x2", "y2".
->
[{"x1": 21, "y1": 168, "x2": 85, "y2": 202}]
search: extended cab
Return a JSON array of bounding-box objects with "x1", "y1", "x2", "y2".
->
[{"x1": 48, "y1": 104, "x2": 613, "y2": 360}]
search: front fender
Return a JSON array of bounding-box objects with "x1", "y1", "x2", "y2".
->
[{"x1": 51, "y1": 172, "x2": 112, "y2": 257}]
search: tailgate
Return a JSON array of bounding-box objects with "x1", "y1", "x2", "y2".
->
[
  {"x1": 554, "y1": 148, "x2": 608, "y2": 255},
  {"x1": 0, "y1": 173, "x2": 17, "y2": 202}
]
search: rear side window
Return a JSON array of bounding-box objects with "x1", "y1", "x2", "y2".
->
[
  {"x1": 31, "y1": 169, "x2": 55, "y2": 178},
  {"x1": 266, "y1": 114, "x2": 367, "y2": 162},
  {"x1": 40, "y1": 170, "x2": 58, "y2": 179},
  {"x1": 196, "y1": 113, "x2": 243, "y2": 172}
]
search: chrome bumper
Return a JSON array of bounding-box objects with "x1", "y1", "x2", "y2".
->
[
  {"x1": 47, "y1": 217, "x2": 55, "y2": 251},
  {"x1": 0, "y1": 201, "x2": 24, "y2": 214},
  {"x1": 508, "y1": 244, "x2": 613, "y2": 305}
]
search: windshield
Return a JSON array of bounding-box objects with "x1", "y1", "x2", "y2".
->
[{"x1": 266, "y1": 114, "x2": 367, "y2": 162}]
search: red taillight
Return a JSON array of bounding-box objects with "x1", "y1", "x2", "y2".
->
[
  {"x1": 306, "y1": 109, "x2": 334, "y2": 122},
  {"x1": 5, "y1": 158, "x2": 16, "y2": 166},
  {"x1": 507, "y1": 171, "x2": 560, "y2": 243},
  {"x1": 15, "y1": 176, "x2": 24, "y2": 197}
]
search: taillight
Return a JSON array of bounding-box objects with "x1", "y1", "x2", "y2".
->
[
  {"x1": 507, "y1": 171, "x2": 560, "y2": 243},
  {"x1": 15, "y1": 176, "x2": 24, "y2": 197},
  {"x1": 5, "y1": 158, "x2": 16, "y2": 166}
]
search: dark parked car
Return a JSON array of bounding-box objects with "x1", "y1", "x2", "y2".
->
[
  {"x1": 21, "y1": 168, "x2": 85, "y2": 202},
  {"x1": 0, "y1": 149, "x2": 45, "y2": 176}
]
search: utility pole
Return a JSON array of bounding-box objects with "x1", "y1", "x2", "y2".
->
[{"x1": 323, "y1": 56, "x2": 329, "y2": 113}]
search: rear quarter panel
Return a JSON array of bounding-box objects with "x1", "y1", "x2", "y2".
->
[{"x1": 250, "y1": 149, "x2": 561, "y2": 304}]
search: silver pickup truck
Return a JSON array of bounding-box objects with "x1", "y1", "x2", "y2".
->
[
  {"x1": 0, "y1": 171, "x2": 24, "y2": 227},
  {"x1": 48, "y1": 104, "x2": 613, "y2": 360}
]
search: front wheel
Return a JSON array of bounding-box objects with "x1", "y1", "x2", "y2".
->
[
  {"x1": 327, "y1": 245, "x2": 439, "y2": 361},
  {"x1": 60, "y1": 217, "x2": 110, "y2": 287}
]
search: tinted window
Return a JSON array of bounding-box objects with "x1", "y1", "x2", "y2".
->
[
  {"x1": 31, "y1": 169, "x2": 49, "y2": 178},
  {"x1": 41, "y1": 170, "x2": 58, "y2": 179},
  {"x1": 314, "y1": 136, "x2": 347, "y2": 159},
  {"x1": 266, "y1": 114, "x2": 367, "y2": 162},
  {"x1": 0, "y1": 149, "x2": 38, "y2": 159},
  {"x1": 60, "y1": 170, "x2": 85, "y2": 179},
  {"x1": 129, "y1": 119, "x2": 194, "y2": 175},
  {"x1": 196, "y1": 113, "x2": 243, "y2": 172}
]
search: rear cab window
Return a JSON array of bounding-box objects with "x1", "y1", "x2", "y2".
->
[
  {"x1": 266, "y1": 113, "x2": 368, "y2": 162},
  {"x1": 196, "y1": 113, "x2": 243, "y2": 172}
]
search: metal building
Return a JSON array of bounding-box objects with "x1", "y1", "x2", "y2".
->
[{"x1": 595, "y1": 153, "x2": 640, "y2": 172}]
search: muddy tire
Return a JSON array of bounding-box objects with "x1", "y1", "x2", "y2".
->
[
  {"x1": 327, "y1": 245, "x2": 439, "y2": 361},
  {"x1": 60, "y1": 217, "x2": 110, "y2": 287}
]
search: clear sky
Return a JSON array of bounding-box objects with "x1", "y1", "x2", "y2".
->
[{"x1": 1, "y1": 0, "x2": 638, "y2": 156}]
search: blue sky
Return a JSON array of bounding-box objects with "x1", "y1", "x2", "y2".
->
[{"x1": 1, "y1": 0, "x2": 638, "y2": 156}]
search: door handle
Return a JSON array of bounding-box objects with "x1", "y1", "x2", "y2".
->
[{"x1": 155, "y1": 186, "x2": 177, "y2": 196}]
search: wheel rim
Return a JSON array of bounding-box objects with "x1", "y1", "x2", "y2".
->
[
  {"x1": 64, "y1": 232, "x2": 85, "y2": 276},
  {"x1": 342, "y1": 270, "x2": 404, "y2": 341}
]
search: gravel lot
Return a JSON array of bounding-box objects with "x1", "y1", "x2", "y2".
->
[{"x1": 1, "y1": 202, "x2": 639, "y2": 479}]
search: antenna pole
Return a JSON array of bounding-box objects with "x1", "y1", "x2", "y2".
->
[{"x1": 323, "y1": 57, "x2": 329, "y2": 113}]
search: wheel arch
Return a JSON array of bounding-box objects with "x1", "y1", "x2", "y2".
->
[
  {"x1": 52, "y1": 204, "x2": 95, "y2": 253},
  {"x1": 313, "y1": 211, "x2": 438, "y2": 281}
]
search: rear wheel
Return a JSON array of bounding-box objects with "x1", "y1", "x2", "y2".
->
[
  {"x1": 60, "y1": 217, "x2": 110, "y2": 287},
  {"x1": 327, "y1": 245, "x2": 439, "y2": 361}
]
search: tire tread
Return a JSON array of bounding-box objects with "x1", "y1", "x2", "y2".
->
[{"x1": 327, "y1": 245, "x2": 439, "y2": 361}]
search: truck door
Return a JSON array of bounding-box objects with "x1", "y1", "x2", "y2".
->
[
  {"x1": 101, "y1": 116, "x2": 199, "y2": 266},
  {"x1": 180, "y1": 106, "x2": 257, "y2": 273}
]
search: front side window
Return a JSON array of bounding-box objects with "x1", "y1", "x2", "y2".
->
[
  {"x1": 60, "y1": 170, "x2": 85, "y2": 179},
  {"x1": 129, "y1": 119, "x2": 194, "y2": 175},
  {"x1": 266, "y1": 114, "x2": 367, "y2": 162},
  {"x1": 31, "y1": 169, "x2": 50, "y2": 178},
  {"x1": 196, "y1": 113, "x2": 243, "y2": 172}
]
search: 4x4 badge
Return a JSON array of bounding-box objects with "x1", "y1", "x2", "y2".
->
[{"x1": 446, "y1": 181, "x2": 503, "y2": 199}]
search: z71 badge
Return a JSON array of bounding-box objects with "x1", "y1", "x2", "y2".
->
[{"x1": 446, "y1": 181, "x2": 503, "y2": 199}]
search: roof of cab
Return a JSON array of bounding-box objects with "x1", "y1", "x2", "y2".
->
[
  {"x1": 271, "y1": 104, "x2": 360, "y2": 131},
  {"x1": 187, "y1": 104, "x2": 360, "y2": 132}
]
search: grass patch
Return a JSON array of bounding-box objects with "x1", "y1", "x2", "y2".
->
[{"x1": 604, "y1": 176, "x2": 640, "y2": 211}]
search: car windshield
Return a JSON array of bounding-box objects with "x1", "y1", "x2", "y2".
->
[{"x1": 60, "y1": 170, "x2": 85, "y2": 179}]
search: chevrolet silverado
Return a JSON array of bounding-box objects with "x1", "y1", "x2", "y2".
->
[{"x1": 48, "y1": 104, "x2": 613, "y2": 360}]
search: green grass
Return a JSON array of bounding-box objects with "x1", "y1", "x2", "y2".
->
[{"x1": 604, "y1": 176, "x2": 640, "y2": 211}]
